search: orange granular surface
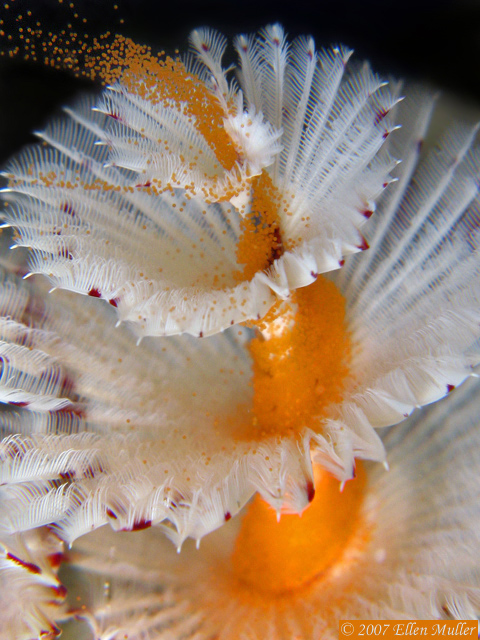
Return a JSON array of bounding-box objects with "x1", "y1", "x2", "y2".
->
[
  {"x1": 237, "y1": 275, "x2": 351, "y2": 441},
  {"x1": 234, "y1": 171, "x2": 283, "y2": 282},
  {"x1": 231, "y1": 462, "x2": 367, "y2": 595}
]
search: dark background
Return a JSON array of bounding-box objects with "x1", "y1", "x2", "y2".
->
[{"x1": 0, "y1": 0, "x2": 479, "y2": 165}]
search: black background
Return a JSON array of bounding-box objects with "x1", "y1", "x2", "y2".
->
[{"x1": 0, "y1": 0, "x2": 479, "y2": 165}]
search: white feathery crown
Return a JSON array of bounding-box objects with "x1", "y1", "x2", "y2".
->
[
  {"x1": 3, "y1": 24, "x2": 398, "y2": 339},
  {"x1": 0, "y1": 23, "x2": 479, "y2": 640}
]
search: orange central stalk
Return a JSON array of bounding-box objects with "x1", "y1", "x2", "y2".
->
[
  {"x1": 231, "y1": 463, "x2": 367, "y2": 595},
  {"x1": 237, "y1": 275, "x2": 351, "y2": 441}
]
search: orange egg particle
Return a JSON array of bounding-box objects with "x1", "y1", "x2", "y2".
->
[{"x1": 231, "y1": 462, "x2": 367, "y2": 596}]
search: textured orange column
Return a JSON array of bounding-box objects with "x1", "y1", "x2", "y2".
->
[
  {"x1": 231, "y1": 463, "x2": 367, "y2": 595},
  {"x1": 235, "y1": 274, "x2": 351, "y2": 441}
]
